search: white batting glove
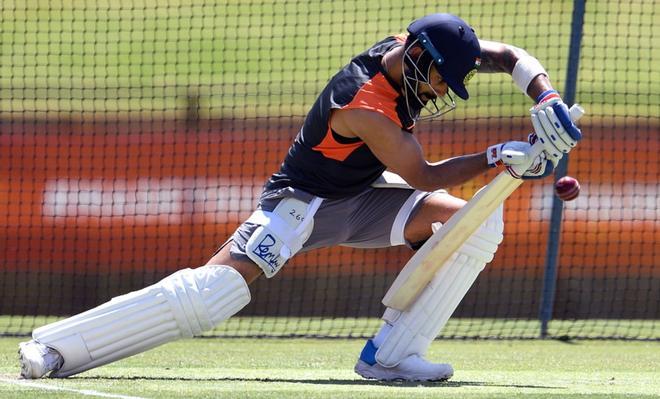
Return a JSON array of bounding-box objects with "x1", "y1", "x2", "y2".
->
[
  {"x1": 487, "y1": 141, "x2": 554, "y2": 180},
  {"x1": 530, "y1": 90, "x2": 583, "y2": 168}
]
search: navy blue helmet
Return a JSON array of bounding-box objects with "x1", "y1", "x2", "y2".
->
[{"x1": 402, "y1": 13, "x2": 481, "y2": 119}]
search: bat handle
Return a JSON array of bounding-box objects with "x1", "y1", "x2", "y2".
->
[{"x1": 569, "y1": 103, "x2": 585, "y2": 122}]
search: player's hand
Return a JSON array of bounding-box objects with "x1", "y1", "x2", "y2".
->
[
  {"x1": 529, "y1": 90, "x2": 582, "y2": 168},
  {"x1": 487, "y1": 141, "x2": 554, "y2": 179}
]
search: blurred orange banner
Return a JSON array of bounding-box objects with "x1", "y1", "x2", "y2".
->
[{"x1": 1, "y1": 118, "x2": 658, "y2": 277}]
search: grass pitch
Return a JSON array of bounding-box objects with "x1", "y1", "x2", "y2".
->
[{"x1": 0, "y1": 337, "x2": 658, "y2": 399}]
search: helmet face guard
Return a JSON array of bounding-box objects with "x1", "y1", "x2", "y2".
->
[{"x1": 402, "y1": 37, "x2": 456, "y2": 121}]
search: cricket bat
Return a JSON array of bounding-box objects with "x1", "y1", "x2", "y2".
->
[{"x1": 382, "y1": 104, "x2": 584, "y2": 311}]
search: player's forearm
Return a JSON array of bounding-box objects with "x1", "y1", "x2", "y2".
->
[
  {"x1": 411, "y1": 152, "x2": 489, "y2": 191},
  {"x1": 523, "y1": 72, "x2": 554, "y2": 100}
]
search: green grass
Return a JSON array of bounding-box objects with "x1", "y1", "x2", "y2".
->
[
  {"x1": 0, "y1": 337, "x2": 658, "y2": 398},
  {"x1": 2, "y1": 316, "x2": 659, "y2": 340},
  {"x1": 1, "y1": 0, "x2": 657, "y2": 119}
]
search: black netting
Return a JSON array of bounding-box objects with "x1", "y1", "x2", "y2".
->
[{"x1": 1, "y1": 1, "x2": 657, "y2": 340}]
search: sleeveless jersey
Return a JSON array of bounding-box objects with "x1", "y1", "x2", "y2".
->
[{"x1": 265, "y1": 35, "x2": 416, "y2": 199}]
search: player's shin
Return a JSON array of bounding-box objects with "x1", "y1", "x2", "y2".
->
[
  {"x1": 25, "y1": 264, "x2": 250, "y2": 378},
  {"x1": 375, "y1": 205, "x2": 503, "y2": 367}
]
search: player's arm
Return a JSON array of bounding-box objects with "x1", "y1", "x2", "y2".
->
[
  {"x1": 477, "y1": 40, "x2": 552, "y2": 99},
  {"x1": 331, "y1": 108, "x2": 488, "y2": 192},
  {"x1": 478, "y1": 40, "x2": 582, "y2": 168}
]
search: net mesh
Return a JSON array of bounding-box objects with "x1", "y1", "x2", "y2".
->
[{"x1": 1, "y1": 1, "x2": 658, "y2": 340}]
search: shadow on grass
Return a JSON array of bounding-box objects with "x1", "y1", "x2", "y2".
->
[{"x1": 74, "y1": 375, "x2": 560, "y2": 389}]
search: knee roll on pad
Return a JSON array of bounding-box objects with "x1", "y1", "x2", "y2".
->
[
  {"x1": 33, "y1": 265, "x2": 250, "y2": 377},
  {"x1": 376, "y1": 205, "x2": 504, "y2": 367}
]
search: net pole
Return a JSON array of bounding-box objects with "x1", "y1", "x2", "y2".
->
[{"x1": 538, "y1": 0, "x2": 586, "y2": 338}]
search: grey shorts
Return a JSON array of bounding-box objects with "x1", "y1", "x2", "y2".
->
[{"x1": 224, "y1": 185, "x2": 439, "y2": 263}]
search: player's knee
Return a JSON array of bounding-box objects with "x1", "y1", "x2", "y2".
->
[
  {"x1": 430, "y1": 191, "x2": 467, "y2": 217},
  {"x1": 421, "y1": 190, "x2": 466, "y2": 224},
  {"x1": 405, "y1": 190, "x2": 465, "y2": 246}
]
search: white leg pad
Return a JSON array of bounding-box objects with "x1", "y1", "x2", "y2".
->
[
  {"x1": 376, "y1": 205, "x2": 503, "y2": 367},
  {"x1": 32, "y1": 265, "x2": 250, "y2": 377}
]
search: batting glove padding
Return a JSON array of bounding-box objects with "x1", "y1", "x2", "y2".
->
[
  {"x1": 530, "y1": 90, "x2": 583, "y2": 167},
  {"x1": 487, "y1": 141, "x2": 554, "y2": 179}
]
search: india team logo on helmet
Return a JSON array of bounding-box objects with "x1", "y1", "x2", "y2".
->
[{"x1": 463, "y1": 57, "x2": 481, "y2": 85}]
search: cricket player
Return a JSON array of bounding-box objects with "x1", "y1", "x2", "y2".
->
[{"x1": 19, "y1": 13, "x2": 581, "y2": 381}]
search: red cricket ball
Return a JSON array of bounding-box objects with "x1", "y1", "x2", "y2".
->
[{"x1": 554, "y1": 176, "x2": 581, "y2": 201}]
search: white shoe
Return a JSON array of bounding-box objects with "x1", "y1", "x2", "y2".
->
[
  {"x1": 355, "y1": 354, "x2": 454, "y2": 382},
  {"x1": 18, "y1": 340, "x2": 63, "y2": 379},
  {"x1": 354, "y1": 340, "x2": 453, "y2": 382}
]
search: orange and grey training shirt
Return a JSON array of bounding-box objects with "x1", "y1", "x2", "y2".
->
[{"x1": 265, "y1": 35, "x2": 417, "y2": 199}]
